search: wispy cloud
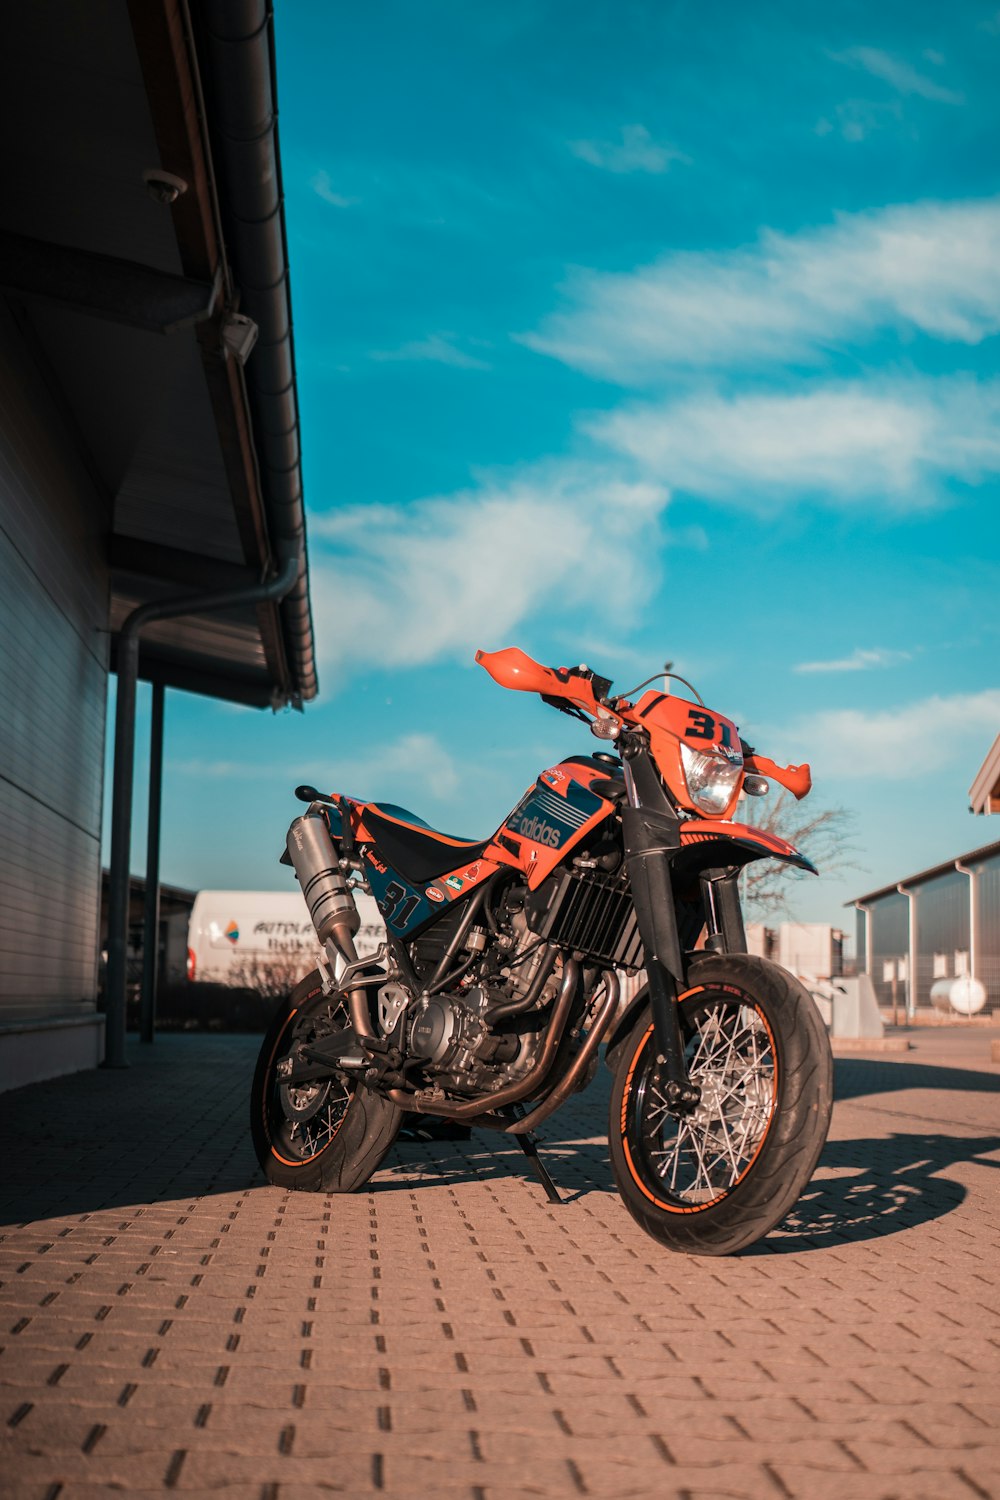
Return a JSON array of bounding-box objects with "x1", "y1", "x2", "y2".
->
[
  {"x1": 310, "y1": 169, "x2": 358, "y2": 208},
  {"x1": 831, "y1": 46, "x2": 964, "y2": 105},
  {"x1": 369, "y1": 333, "x2": 491, "y2": 370},
  {"x1": 520, "y1": 197, "x2": 1000, "y2": 382},
  {"x1": 569, "y1": 124, "x2": 688, "y2": 174},
  {"x1": 815, "y1": 98, "x2": 906, "y2": 144},
  {"x1": 773, "y1": 689, "x2": 1000, "y2": 781},
  {"x1": 587, "y1": 378, "x2": 1000, "y2": 506},
  {"x1": 168, "y1": 734, "x2": 460, "y2": 804},
  {"x1": 308, "y1": 462, "x2": 667, "y2": 674},
  {"x1": 794, "y1": 647, "x2": 913, "y2": 675}
]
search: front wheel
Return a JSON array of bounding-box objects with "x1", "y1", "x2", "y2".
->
[
  {"x1": 250, "y1": 969, "x2": 403, "y2": 1193},
  {"x1": 609, "y1": 955, "x2": 832, "y2": 1256}
]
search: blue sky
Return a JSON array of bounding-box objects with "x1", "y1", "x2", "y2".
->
[{"x1": 109, "y1": 0, "x2": 1000, "y2": 936}]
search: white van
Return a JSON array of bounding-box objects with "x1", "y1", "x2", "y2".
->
[{"x1": 187, "y1": 889, "x2": 386, "y2": 988}]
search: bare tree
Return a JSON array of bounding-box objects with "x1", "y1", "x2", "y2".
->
[
  {"x1": 739, "y1": 789, "x2": 858, "y2": 920},
  {"x1": 226, "y1": 952, "x2": 311, "y2": 1003}
]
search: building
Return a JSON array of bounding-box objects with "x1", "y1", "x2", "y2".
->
[
  {"x1": 970, "y1": 734, "x2": 1000, "y2": 816},
  {"x1": 0, "y1": 1, "x2": 317, "y2": 1087},
  {"x1": 746, "y1": 923, "x2": 845, "y2": 978},
  {"x1": 849, "y1": 842, "x2": 1000, "y2": 1018}
]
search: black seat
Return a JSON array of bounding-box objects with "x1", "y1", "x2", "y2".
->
[{"x1": 363, "y1": 804, "x2": 491, "y2": 885}]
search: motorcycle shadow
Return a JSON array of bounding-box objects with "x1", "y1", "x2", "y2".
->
[
  {"x1": 760, "y1": 1129, "x2": 1000, "y2": 1254},
  {"x1": 379, "y1": 1127, "x2": 1000, "y2": 1254}
]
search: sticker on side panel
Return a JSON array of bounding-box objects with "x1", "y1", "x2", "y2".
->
[
  {"x1": 445, "y1": 876, "x2": 464, "y2": 891},
  {"x1": 426, "y1": 886, "x2": 445, "y2": 902}
]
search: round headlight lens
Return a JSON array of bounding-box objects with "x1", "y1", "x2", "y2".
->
[{"x1": 680, "y1": 741, "x2": 743, "y2": 816}]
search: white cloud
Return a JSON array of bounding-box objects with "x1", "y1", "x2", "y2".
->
[
  {"x1": 794, "y1": 648, "x2": 913, "y2": 674},
  {"x1": 168, "y1": 734, "x2": 460, "y2": 803},
  {"x1": 311, "y1": 169, "x2": 357, "y2": 208},
  {"x1": 569, "y1": 124, "x2": 688, "y2": 175},
  {"x1": 520, "y1": 197, "x2": 1000, "y2": 382},
  {"x1": 772, "y1": 689, "x2": 1000, "y2": 781},
  {"x1": 831, "y1": 46, "x2": 964, "y2": 105},
  {"x1": 586, "y1": 378, "x2": 1000, "y2": 505},
  {"x1": 818, "y1": 97, "x2": 907, "y2": 144},
  {"x1": 369, "y1": 333, "x2": 491, "y2": 370},
  {"x1": 308, "y1": 462, "x2": 668, "y2": 674}
]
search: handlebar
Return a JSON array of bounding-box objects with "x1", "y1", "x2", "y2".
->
[{"x1": 476, "y1": 646, "x2": 811, "y2": 799}]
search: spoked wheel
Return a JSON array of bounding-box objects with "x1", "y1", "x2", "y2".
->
[
  {"x1": 609, "y1": 955, "x2": 832, "y2": 1256},
  {"x1": 250, "y1": 969, "x2": 403, "y2": 1193}
]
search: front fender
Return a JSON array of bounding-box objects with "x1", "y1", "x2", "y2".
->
[{"x1": 678, "y1": 818, "x2": 817, "y2": 874}]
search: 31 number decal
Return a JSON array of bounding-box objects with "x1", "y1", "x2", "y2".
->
[
  {"x1": 382, "y1": 880, "x2": 421, "y2": 928},
  {"x1": 685, "y1": 709, "x2": 734, "y2": 748}
]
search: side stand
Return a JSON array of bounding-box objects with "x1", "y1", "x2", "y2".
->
[{"x1": 515, "y1": 1128, "x2": 563, "y2": 1205}]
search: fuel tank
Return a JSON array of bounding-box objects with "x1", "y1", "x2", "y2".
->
[{"x1": 489, "y1": 753, "x2": 623, "y2": 889}]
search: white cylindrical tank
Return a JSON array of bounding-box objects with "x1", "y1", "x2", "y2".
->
[
  {"x1": 949, "y1": 976, "x2": 987, "y2": 1016},
  {"x1": 930, "y1": 976, "x2": 987, "y2": 1015}
]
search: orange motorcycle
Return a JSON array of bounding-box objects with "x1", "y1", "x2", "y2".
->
[{"x1": 251, "y1": 649, "x2": 833, "y2": 1255}]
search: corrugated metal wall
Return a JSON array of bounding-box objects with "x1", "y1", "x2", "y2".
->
[
  {"x1": 0, "y1": 300, "x2": 110, "y2": 1020},
  {"x1": 857, "y1": 852, "x2": 1000, "y2": 1015}
]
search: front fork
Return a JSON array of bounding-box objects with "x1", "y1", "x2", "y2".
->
[
  {"x1": 622, "y1": 803, "x2": 702, "y2": 1114},
  {"x1": 621, "y1": 739, "x2": 748, "y2": 1115}
]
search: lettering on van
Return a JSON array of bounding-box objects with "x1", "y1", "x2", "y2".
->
[{"x1": 253, "y1": 921, "x2": 314, "y2": 935}]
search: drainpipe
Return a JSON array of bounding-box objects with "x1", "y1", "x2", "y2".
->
[
  {"x1": 139, "y1": 680, "x2": 165, "y2": 1045},
  {"x1": 896, "y1": 883, "x2": 918, "y2": 1020},
  {"x1": 855, "y1": 901, "x2": 873, "y2": 979},
  {"x1": 955, "y1": 860, "x2": 978, "y2": 984},
  {"x1": 103, "y1": 545, "x2": 302, "y2": 1068}
]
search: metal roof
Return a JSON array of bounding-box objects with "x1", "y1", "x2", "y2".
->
[
  {"x1": 847, "y1": 839, "x2": 1000, "y2": 907},
  {"x1": 0, "y1": 0, "x2": 317, "y2": 709}
]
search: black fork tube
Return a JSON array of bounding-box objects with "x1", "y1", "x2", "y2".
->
[
  {"x1": 621, "y1": 803, "x2": 689, "y2": 1088},
  {"x1": 700, "y1": 867, "x2": 748, "y2": 954}
]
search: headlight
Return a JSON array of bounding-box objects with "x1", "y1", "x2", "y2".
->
[{"x1": 680, "y1": 741, "x2": 743, "y2": 816}]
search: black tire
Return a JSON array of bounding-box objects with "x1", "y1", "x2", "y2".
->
[
  {"x1": 609, "y1": 954, "x2": 832, "y2": 1256},
  {"x1": 250, "y1": 969, "x2": 403, "y2": 1193}
]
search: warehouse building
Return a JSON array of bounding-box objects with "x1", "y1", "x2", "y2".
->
[
  {"x1": 0, "y1": 1, "x2": 317, "y2": 1089},
  {"x1": 849, "y1": 841, "x2": 1000, "y2": 1019}
]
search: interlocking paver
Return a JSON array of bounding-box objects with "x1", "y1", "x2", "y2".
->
[{"x1": 0, "y1": 1024, "x2": 998, "y2": 1497}]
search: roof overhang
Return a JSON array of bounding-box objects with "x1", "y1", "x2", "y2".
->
[
  {"x1": 0, "y1": 0, "x2": 317, "y2": 709},
  {"x1": 847, "y1": 839, "x2": 1000, "y2": 907},
  {"x1": 969, "y1": 733, "x2": 1000, "y2": 816}
]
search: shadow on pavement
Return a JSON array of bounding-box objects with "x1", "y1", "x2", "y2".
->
[
  {"x1": 1, "y1": 1040, "x2": 997, "y2": 1245},
  {"x1": 833, "y1": 1056, "x2": 1000, "y2": 1102}
]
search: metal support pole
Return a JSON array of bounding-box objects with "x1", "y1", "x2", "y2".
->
[
  {"x1": 897, "y1": 883, "x2": 918, "y2": 1020},
  {"x1": 104, "y1": 547, "x2": 302, "y2": 1069},
  {"x1": 955, "y1": 860, "x2": 978, "y2": 987},
  {"x1": 140, "y1": 681, "x2": 165, "y2": 1045}
]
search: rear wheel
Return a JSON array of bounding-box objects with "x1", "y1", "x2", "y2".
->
[
  {"x1": 250, "y1": 969, "x2": 403, "y2": 1192},
  {"x1": 609, "y1": 954, "x2": 832, "y2": 1255}
]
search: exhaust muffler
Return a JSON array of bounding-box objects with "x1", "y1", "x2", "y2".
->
[{"x1": 285, "y1": 813, "x2": 373, "y2": 1041}]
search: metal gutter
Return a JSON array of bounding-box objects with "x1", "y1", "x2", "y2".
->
[
  {"x1": 846, "y1": 839, "x2": 1000, "y2": 907},
  {"x1": 103, "y1": 546, "x2": 301, "y2": 1068},
  {"x1": 198, "y1": 0, "x2": 318, "y2": 703}
]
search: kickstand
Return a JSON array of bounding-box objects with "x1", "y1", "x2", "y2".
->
[{"x1": 517, "y1": 1131, "x2": 563, "y2": 1205}]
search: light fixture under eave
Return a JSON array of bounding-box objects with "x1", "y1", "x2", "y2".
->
[{"x1": 221, "y1": 311, "x2": 259, "y2": 365}]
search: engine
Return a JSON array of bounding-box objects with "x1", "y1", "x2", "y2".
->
[{"x1": 401, "y1": 880, "x2": 559, "y2": 1094}]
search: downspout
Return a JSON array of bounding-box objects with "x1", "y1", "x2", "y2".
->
[
  {"x1": 896, "y1": 883, "x2": 918, "y2": 1020},
  {"x1": 955, "y1": 860, "x2": 978, "y2": 984},
  {"x1": 855, "y1": 901, "x2": 873, "y2": 980},
  {"x1": 103, "y1": 545, "x2": 301, "y2": 1068}
]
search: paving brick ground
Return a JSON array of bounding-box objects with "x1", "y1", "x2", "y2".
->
[{"x1": 0, "y1": 1023, "x2": 997, "y2": 1499}]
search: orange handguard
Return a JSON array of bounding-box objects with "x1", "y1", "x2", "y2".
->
[
  {"x1": 475, "y1": 647, "x2": 612, "y2": 719},
  {"x1": 746, "y1": 753, "x2": 812, "y2": 801}
]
